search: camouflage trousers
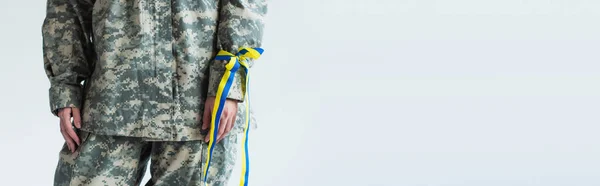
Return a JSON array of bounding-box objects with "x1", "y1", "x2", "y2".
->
[{"x1": 54, "y1": 130, "x2": 239, "y2": 186}]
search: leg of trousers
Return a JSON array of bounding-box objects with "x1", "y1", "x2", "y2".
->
[{"x1": 53, "y1": 130, "x2": 239, "y2": 186}]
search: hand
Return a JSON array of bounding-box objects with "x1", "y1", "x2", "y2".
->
[
  {"x1": 202, "y1": 97, "x2": 238, "y2": 143},
  {"x1": 57, "y1": 107, "x2": 82, "y2": 153}
]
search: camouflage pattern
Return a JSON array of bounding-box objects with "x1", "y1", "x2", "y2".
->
[
  {"x1": 54, "y1": 130, "x2": 240, "y2": 186},
  {"x1": 42, "y1": 0, "x2": 267, "y2": 141}
]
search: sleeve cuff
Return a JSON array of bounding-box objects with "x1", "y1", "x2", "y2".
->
[
  {"x1": 207, "y1": 59, "x2": 246, "y2": 102},
  {"x1": 49, "y1": 84, "x2": 83, "y2": 116}
]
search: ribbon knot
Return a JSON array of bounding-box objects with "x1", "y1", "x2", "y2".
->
[{"x1": 215, "y1": 47, "x2": 264, "y2": 70}]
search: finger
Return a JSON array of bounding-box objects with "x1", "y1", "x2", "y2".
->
[
  {"x1": 59, "y1": 124, "x2": 75, "y2": 153},
  {"x1": 204, "y1": 133, "x2": 210, "y2": 143},
  {"x1": 225, "y1": 115, "x2": 235, "y2": 134},
  {"x1": 203, "y1": 105, "x2": 212, "y2": 142},
  {"x1": 228, "y1": 111, "x2": 236, "y2": 135},
  {"x1": 202, "y1": 105, "x2": 211, "y2": 130},
  {"x1": 61, "y1": 131, "x2": 75, "y2": 153},
  {"x1": 230, "y1": 110, "x2": 237, "y2": 129},
  {"x1": 216, "y1": 121, "x2": 227, "y2": 143},
  {"x1": 65, "y1": 125, "x2": 80, "y2": 146},
  {"x1": 219, "y1": 112, "x2": 236, "y2": 143},
  {"x1": 216, "y1": 112, "x2": 228, "y2": 142},
  {"x1": 61, "y1": 110, "x2": 80, "y2": 146},
  {"x1": 218, "y1": 115, "x2": 234, "y2": 143},
  {"x1": 72, "y1": 108, "x2": 82, "y2": 129}
]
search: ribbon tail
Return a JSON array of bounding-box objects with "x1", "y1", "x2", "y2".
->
[
  {"x1": 239, "y1": 69, "x2": 251, "y2": 186},
  {"x1": 202, "y1": 59, "x2": 240, "y2": 186}
]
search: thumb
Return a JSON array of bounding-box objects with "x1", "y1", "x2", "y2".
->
[
  {"x1": 202, "y1": 105, "x2": 211, "y2": 130},
  {"x1": 72, "y1": 108, "x2": 82, "y2": 128},
  {"x1": 203, "y1": 105, "x2": 212, "y2": 143}
]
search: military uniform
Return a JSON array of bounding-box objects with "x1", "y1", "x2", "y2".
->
[{"x1": 42, "y1": 0, "x2": 266, "y2": 185}]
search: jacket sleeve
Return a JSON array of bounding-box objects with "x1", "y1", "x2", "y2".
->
[
  {"x1": 42, "y1": 0, "x2": 95, "y2": 116},
  {"x1": 207, "y1": 0, "x2": 268, "y2": 101}
]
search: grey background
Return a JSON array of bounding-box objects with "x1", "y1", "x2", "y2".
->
[{"x1": 1, "y1": 0, "x2": 599, "y2": 185}]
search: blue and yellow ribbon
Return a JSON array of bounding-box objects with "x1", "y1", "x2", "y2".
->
[{"x1": 202, "y1": 47, "x2": 263, "y2": 186}]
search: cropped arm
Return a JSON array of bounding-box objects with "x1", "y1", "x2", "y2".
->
[
  {"x1": 207, "y1": 0, "x2": 268, "y2": 101},
  {"x1": 42, "y1": 0, "x2": 95, "y2": 116}
]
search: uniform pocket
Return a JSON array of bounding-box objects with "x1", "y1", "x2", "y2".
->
[{"x1": 75, "y1": 129, "x2": 92, "y2": 153}]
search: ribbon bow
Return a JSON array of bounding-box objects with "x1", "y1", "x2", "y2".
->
[{"x1": 203, "y1": 47, "x2": 264, "y2": 186}]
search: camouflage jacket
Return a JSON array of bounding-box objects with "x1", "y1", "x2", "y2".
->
[{"x1": 42, "y1": 0, "x2": 266, "y2": 141}]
